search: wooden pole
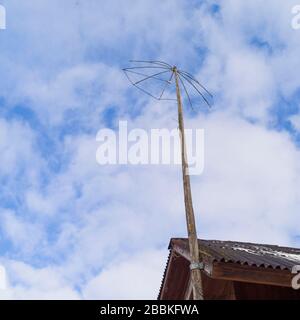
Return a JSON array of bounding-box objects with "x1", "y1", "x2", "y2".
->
[{"x1": 174, "y1": 67, "x2": 203, "y2": 300}]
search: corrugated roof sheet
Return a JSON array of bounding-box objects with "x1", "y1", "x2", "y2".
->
[{"x1": 170, "y1": 238, "x2": 300, "y2": 271}]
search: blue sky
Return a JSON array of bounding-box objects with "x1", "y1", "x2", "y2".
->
[{"x1": 1, "y1": 0, "x2": 300, "y2": 299}]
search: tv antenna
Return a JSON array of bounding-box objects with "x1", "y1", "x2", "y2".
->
[{"x1": 123, "y1": 60, "x2": 213, "y2": 300}]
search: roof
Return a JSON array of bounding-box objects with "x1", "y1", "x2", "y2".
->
[
  {"x1": 170, "y1": 238, "x2": 300, "y2": 271},
  {"x1": 159, "y1": 238, "x2": 300, "y2": 300}
]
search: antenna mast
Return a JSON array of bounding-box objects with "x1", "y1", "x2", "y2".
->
[
  {"x1": 174, "y1": 67, "x2": 203, "y2": 299},
  {"x1": 123, "y1": 61, "x2": 213, "y2": 300}
]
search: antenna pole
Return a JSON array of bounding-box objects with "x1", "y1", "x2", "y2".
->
[{"x1": 174, "y1": 67, "x2": 203, "y2": 300}]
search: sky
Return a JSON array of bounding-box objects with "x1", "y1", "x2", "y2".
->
[{"x1": 0, "y1": 0, "x2": 300, "y2": 299}]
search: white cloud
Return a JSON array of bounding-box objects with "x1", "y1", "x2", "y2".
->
[
  {"x1": 0, "y1": 209, "x2": 44, "y2": 254},
  {"x1": 0, "y1": 264, "x2": 6, "y2": 291},
  {"x1": 21, "y1": 63, "x2": 126, "y2": 126},
  {"x1": 0, "y1": 119, "x2": 42, "y2": 179},
  {"x1": 189, "y1": 112, "x2": 300, "y2": 245},
  {"x1": 0, "y1": 260, "x2": 80, "y2": 300},
  {"x1": 83, "y1": 249, "x2": 167, "y2": 300},
  {"x1": 25, "y1": 191, "x2": 55, "y2": 216},
  {"x1": 289, "y1": 114, "x2": 300, "y2": 131}
]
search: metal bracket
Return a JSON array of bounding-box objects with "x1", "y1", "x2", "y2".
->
[{"x1": 190, "y1": 262, "x2": 204, "y2": 271}]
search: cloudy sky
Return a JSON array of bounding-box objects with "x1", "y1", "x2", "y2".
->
[{"x1": 0, "y1": 0, "x2": 300, "y2": 299}]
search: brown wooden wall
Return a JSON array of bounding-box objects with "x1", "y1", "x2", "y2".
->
[{"x1": 234, "y1": 281, "x2": 300, "y2": 300}]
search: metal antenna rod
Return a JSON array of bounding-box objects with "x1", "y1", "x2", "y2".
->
[{"x1": 173, "y1": 66, "x2": 203, "y2": 300}]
